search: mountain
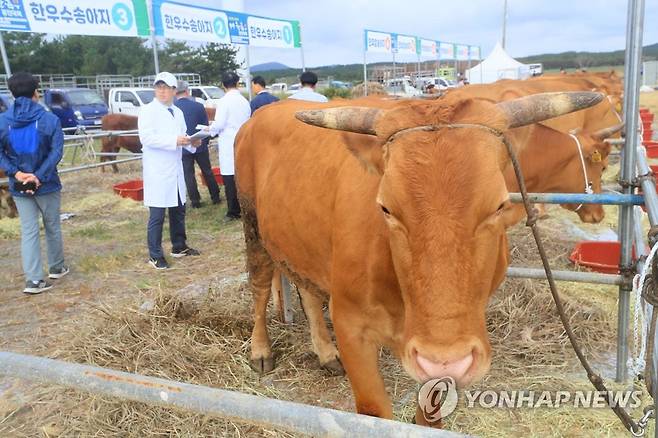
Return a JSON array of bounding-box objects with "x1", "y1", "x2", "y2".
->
[
  {"x1": 517, "y1": 42, "x2": 658, "y2": 70},
  {"x1": 254, "y1": 43, "x2": 658, "y2": 83},
  {"x1": 250, "y1": 62, "x2": 290, "y2": 72}
]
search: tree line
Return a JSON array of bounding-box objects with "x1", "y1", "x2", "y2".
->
[{"x1": 0, "y1": 32, "x2": 241, "y2": 84}]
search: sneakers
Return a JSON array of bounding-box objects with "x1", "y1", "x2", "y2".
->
[
  {"x1": 149, "y1": 257, "x2": 170, "y2": 270},
  {"x1": 23, "y1": 280, "x2": 53, "y2": 295},
  {"x1": 191, "y1": 201, "x2": 203, "y2": 209},
  {"x1": 170, "y1": 247, "x2": 200, "y2": 258},
  {"x1": 222, "y1": 215, "x2": 240, "y2": 224},
  {"x1": 49, "y1": 265, "x2": 70, "y2": 279}
]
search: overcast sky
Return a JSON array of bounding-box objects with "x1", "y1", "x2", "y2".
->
[{"x1": 192, "y1": 0, "x2": 657, "y2": 68}]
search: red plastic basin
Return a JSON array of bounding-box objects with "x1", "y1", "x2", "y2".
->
[
  {"x1": 113, "y1": 180, "x2": 144, "y2": 201},
  {"x1": 200, "y1": 167, "x2": 224, "y2": 186},
  {"x1": 641, "y1": 108, "x2": 651, "y2": 114},
  {"x1": 641, "y1": 113, "x2": 655, "y2": 123},
  {"x1": 643, "y1": 121, "x2": 654, "y2": 131},
  {"x1": 569, "y1": 241, "x2": 636, "y2": 274},
  {"x1": 643, "y1": 130, "x2": 654, "y2": 142}
]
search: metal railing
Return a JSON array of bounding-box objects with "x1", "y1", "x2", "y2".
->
[{"x1": 0, "y1": 352, "x2": 464, "y2": 438}]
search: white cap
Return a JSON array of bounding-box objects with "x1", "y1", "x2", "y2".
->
[{"x1": 153, "y1": 72, "x2": 177, "y2": 88}]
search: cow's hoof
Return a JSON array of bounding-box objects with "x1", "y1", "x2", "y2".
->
[
  {"x1": 321, "y1": 358, "x2": 345, "y2": 376},
  {"x1": 250, "y1": 356, "x2": 275, "y2": 374}
]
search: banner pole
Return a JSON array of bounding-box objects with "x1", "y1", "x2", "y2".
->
[
  {"x1": 246, "y1": 45, "x2": 252, "y2": 100},
  {"x1": 363, "y1": 46, "x2": 368, "y2": 96},
  {"x1": 0, "y1": 32, "x2": 11, "y2": 77},
  {"x1": 479, "y1": 46, "x2": 483, "y2": 84},
  {"x1": 299, "y1": 23, "x2": 306, "y2": 73},
  {"x1": 147, "y1": 0, "x2": 160, "y2": 74},
  {"x1": 392, "y1": 51, "x2": 396, "y2": 94}
]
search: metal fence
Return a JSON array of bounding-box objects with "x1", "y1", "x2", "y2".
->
[{"x1": 0, "y1": 352, "x2": 465, "y2": 438}]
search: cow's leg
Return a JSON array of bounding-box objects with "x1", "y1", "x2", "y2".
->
[
  {"x1": 297, "y1": 288, "x2": 344, "y2": 375},
  {"x1": 242, "y1": 207, "x2": 276, "y2": 374},
  {"x1": 270, "y1": 269, "x2": 284, "y2": 320},
  {"x1": 331, "y1": 300, "x2": 392, "y2": 418}
]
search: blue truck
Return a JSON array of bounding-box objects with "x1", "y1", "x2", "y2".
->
[{"x1": 43, "y1": 88, "x2": 108, "y2": 129}]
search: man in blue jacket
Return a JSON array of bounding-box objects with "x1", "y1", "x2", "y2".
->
[
  {"x1": 250, "y1": 76, "x2": 279, "y2": 115},
  {"x1": 0, "y1": 72, "x2": 68, "y2": 294},
  {"x1": 174, "y1": 80, "x2": 221, "y2": 208}
]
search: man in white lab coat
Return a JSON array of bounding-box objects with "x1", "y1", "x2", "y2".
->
[
  {"x1": 138, "y1": 72, "x2": 201, "y2": 270},
  {"x1": 209, "y1": 71, "x2": 250, "y2": 222}
]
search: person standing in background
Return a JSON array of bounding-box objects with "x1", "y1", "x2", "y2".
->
[
  {"x1": 174, "y1": 80, "x2": 221, "y2": 208},
  {"x1": 209, "y1": 72, "x2": 250, "y2": 223},
  {"x1": 250, "y1": 76, "x2": 279, "y2": 115},
  {"x1": 0, "y1": 72, "x2": 68, "y2": 294},
  {"x1": 288, "y1": 71, "x2": 328, "y2": 103},
  {"x1": 139, "y1": 72, "x2": 201, "y2": 270}
]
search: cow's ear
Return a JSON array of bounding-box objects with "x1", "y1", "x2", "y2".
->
[{"x1": 341, "y1": 132, "x2": 385, "y2": 175}]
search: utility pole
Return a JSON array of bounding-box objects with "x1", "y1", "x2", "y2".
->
[{"x1": 502, "y1": 0, "x2": 508, "y2": 49}]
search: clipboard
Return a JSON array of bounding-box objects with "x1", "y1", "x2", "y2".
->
[{"x1": 189, "y1": 130, "x2": 211, "y2": 140}]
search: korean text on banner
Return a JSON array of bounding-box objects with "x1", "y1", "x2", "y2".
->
[
  {"x1": 153, "y1": 0, "x2": 231, "y2": 44},
  {"x1": 0, "y1": 0, "x2": 150, "y2": 36},
  {"x1": 456, "y1": 44, "x2": 469, "y2": 61},
  {"x1": 246, "y1": 15, "x2": 300, "y2": 49},
  {"x1": 394, "y1": 34, "x2": 417, "y2": 56},
  {"x1": 152, "y1": 0, "x2": 300, "y2": 47},
  {"x1": 439, "y1": 42, "x2": 455, "y2": 60},
  {"x1": 365, "y1": 30, "x2": 392, "y2": 54},
  {"x1": 469, "y1": 46, "x2": 481, "y2": 60},
  {"x1": 418, "y1": 38, "x2": 437, "y2": 58}
]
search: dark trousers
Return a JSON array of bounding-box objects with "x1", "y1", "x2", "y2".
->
[
  {"x1": 147, "y1": 197, "x2": 187, "y2": 259},
  {"x1": 222, "y1": 174, "x2": 241, "y2": 218},
  {"x1": 182, "y1": 150, "x2": 221, "y2": 205}
]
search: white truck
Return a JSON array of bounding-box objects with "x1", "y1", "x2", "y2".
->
[
  {"x1": 384, "y1": 77, "x2": 422, "y2": 97},
  {"x1": 189, "y1": 86, "x2": 225, "y2": 108},
  {"x1": 269, "y1": 83, "x2": 288, "y2": 93},
  {"x1": 107, "y1": 88, "x2": 155, "y2": 116}
]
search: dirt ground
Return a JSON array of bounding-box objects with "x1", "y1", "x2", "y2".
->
[{"x1": 1, "y1": 95, "x2": 658, "y2": 437}]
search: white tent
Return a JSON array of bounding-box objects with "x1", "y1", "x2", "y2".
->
[{"x1": 466, "y1": 43, "x2": 530, "y2": 84}]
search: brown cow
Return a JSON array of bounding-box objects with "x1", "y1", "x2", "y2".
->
[
  {"x1": 268, "y1": 111, "x2": 620, "y2": 381},
  {"x1": 100, "y1": 114, "x2": 142, "y2": 173},
  {"x1": 0, "y1": 169, "x2": 17, "y2": 219},
  {"x1": 503, "y1": 122, "x2": 620, "y2": 223},
  {"x1": 236, "y1": 91, "x2": 602, "y2": 422},
  {"x1": 451, "y1": 78, "x2": 622, "y2": 135},
  {"x1": 101, "y1": 108, "x2": 217, "y2": 172}
]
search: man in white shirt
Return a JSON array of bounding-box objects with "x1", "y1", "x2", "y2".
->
[
  {"x1": 138, "y1": 72, "x2": 201, "y2": 270},
  {"x1": 208, "y1": 72, "x2": 251, "y2": 222},
  {"x1": 288, "y1": 71, "x2": 328, "y2": 103}
]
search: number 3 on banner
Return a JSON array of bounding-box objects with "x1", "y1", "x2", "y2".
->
[{"x1": 112, "y1": 3, "x2": 134, "y2": 31}]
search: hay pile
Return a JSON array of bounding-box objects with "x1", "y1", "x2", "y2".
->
[
  {"x1": 351, "y1": 82, "x2": 387, "y2": 98},
  {"x1": 0, "y1": 187, "x2": 16, "y2": 220},
  {"x1": 1, "y1": 281, "x2": 353, "y2": 437}
]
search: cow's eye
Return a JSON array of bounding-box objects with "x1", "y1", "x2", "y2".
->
[
  {"x1": 496, "y1": 200, "x2": 510, "y2": 213},
  {"x1": 381, "y1": 205, "x2": 391, "y2": 216}
]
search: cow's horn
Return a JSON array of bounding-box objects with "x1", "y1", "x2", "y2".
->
[
  {"x1": 295, "y1": 107, "x2": 383, "y2": 135},
  {"x1": 497, "y1": 92, "x2": 604, "y2": 129},
  {"x1": 592, "y1": 123, "x2": 624, "y2": 140}
]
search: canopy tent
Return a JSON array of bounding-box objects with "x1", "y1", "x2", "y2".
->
[{"x1": 465, "y1": 42, "x2": 530, "y2": 84}]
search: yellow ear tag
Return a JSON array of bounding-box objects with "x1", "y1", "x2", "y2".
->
[{"x1": 591, "y1": 150, "x2": 602, "y2": 163}]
